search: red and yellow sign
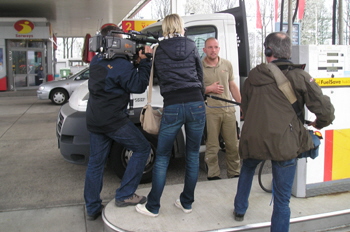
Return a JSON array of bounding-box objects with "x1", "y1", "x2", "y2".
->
[
  {"x1": 122, "y1": 20, "x2": 157, "y2": 33},
  {"x1": 324, "y1": 129, "x2": 350, "y2": 181},
  {"x1": 14, "y1": 20, "x2": 35, "y2": 34}
]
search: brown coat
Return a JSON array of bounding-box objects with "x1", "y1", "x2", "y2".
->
[{"x1": 239, "y1": 61, "x2": 335, "y2": 161}]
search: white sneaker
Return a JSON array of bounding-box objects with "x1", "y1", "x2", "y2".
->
[
  {"x1": 174, "y1": 199, "x2": 192, "y2": 213},
  {"x1": 135, "y1": 204, "x2": 159, "y2": 217}
]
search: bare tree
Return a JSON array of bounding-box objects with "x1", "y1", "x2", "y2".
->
[
  {"x1": 133, "y1": 0, "x2": 171, "y2": 20},
  {"x1": 62, "y1": 38, "x2": 70, "y2": 59},
  {"x1": 59, "y1": 37, "x2": 83, "y2": 60},
  {"x1": 185, "y1": 0, "x2": 238, "y2": 15},
  {"x1": 136, "y1": 0, "x2": 238, "y2": 19},
  {"x1": 209, "y1": 0, "x2": 238, "y2": 12},
  {"x1": 62, "y1": 38, "x2": 67, "y2": 59},
  {"x1": 135, "y1": 0, "x2": 345, "y2": 66},
  {"x1": 256, "y1": 0, "x2": 274, "y2": 63},
  {"x1": 300, "y1": 0, "x2": 332, "y2": 45},
  {"x1": 70, "y1": 38, "x2": 76, "y2": 58},
  {"x1": 222, "y1": 0, "x2": 239, "y2": 9},
  {"x1": 345, "y1": 0, "x2": 350, "y2": 44},
  {"x1": 317, "y1": 1, "x2": 332, "y2": 44},
  {"x1": 185, "y1": 0, "x2": 211, "y2": 14},
  {"x1": 152, "y1": 0, "x2": 171, "y2": 19}
]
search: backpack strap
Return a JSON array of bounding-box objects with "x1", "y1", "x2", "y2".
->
[
  {"x1": 267, "y1": 63, "x2": 297, "y2": 104},
  {"x1": 267, "y1": 63, "x2": 304, "y2": 123}
]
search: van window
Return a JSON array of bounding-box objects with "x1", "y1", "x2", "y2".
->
[
  {"x1": 186, "y1": 26, "x2": 217, "y2": 59},
  {"x1": 142, "y1": 25, "x2": 217, "y2": 59}
]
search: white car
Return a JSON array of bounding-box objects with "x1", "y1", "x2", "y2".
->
[{"x1": 37, "y1": 67, "x2": 89, "y2": 105}]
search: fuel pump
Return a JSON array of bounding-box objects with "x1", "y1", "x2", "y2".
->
[{"x1": 292, "y1": 45, "x2": 350, "y2": 197}]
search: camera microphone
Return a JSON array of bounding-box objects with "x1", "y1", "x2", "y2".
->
[
  {"x1": 128, "y1": 30, "x2": 141, "y2": 35},
  {"x1": 135, "y1": 37, "x2": 159, "y2": 44}
]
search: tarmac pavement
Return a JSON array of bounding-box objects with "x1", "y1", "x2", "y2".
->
[
  {"x1": 0, "y1": 91, "x2": 209, "y2": 231},
  {"x1": 0, "y1": 91, "x2": 121, "y2": 231},
  {"x1": 0, "y1": 90, "x2": 350, "y2": 232}
]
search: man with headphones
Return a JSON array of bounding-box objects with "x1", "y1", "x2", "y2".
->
[{"x1": 233, "y1": 32, "x2": 334, "y2": 231}]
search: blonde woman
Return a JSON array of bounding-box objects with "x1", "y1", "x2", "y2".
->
[{"x1": 136, "y1": 14, "x2": 205, "y2": 217}]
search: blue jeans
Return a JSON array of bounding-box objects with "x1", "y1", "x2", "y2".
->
[
  {"x1": 146, "y1": 101, "x2": 206, "y2": 214},
  {"x1": 84, "y1": 120, "x2": 150, "y2": 215},
  {"x1": 234, "y1": 158, "x2": 297, "y2": 232}
]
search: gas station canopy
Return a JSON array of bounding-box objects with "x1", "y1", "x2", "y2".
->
[{"x1": 0, "y1": 0, "x2": 151, "y2": 37}]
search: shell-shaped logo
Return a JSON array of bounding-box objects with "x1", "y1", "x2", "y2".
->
[{"x1": 14, "y1": 20, "x2": 35, "y2": 34}]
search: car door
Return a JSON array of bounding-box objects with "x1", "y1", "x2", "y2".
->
[{"x1": 68, "y1": 69, "x2": 90, "y2": 95}]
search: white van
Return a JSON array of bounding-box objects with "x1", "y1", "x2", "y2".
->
[{"x1": 56, "y1": 2, "x2": 250, "y2": 183}]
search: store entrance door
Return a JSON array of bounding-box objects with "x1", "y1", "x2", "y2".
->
[{"x1": 8, "y1": 49, "x2": 45, "y2": 89}]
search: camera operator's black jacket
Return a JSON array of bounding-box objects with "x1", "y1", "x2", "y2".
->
[
  {"x1": 86, "y1": 55, "x2": 151, "y2": 133},
  {"x1": 154, "y1": 36, "x2": 204, "y2": 107}
]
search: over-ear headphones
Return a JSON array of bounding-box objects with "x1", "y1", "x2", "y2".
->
[
  {"x1": 264, "y1": 47, "x2": 273, "y2": 57},
  {"x1": 264, "y1": 41, "x2": 273, "y2": 57}
]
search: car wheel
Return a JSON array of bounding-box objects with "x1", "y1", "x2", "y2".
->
[
  {"x1": 50, "y1": 89, "x2": 68, "y2": 105},
  {"x1": 108, "y1": 131, "x2": 157, "y2": 184}
]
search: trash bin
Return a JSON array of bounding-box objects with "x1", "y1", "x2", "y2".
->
[{"x1": 60, "y1": 68, "x2": 71, "y2": 79}]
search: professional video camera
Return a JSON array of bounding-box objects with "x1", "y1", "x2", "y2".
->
[{"x1": 89, "y1": 30, "x2": 159, "y2": 62}]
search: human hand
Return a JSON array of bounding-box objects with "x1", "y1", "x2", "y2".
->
[
  {"x1": 308, "y1": 120, "x2": 321, "y2": 130},
  {"x1": 210, "y1": 81, "x2": 224, "y2": 94},
  {"x1": 139, "y1": 45, "x2": 153, "y2": 59}
]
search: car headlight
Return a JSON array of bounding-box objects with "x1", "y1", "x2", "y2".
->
[{"x1": 38, "y1": 86, "x2": 45, "y2": 91}]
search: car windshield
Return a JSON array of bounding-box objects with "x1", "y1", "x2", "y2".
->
[{"x1": 66, "y1": 68, "x2": 89, "y2": 80}]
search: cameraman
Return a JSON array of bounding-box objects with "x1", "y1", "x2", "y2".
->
[
  {"x1": 84, "y1": 23, "x2": 153, "y2": 220},
  {"x1": 233, "y1": 32, "x2": 334, "y2": 231}
]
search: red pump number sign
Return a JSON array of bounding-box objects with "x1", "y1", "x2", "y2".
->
[{"x1": 122, "y1": 20, "x2": 157, "y2": 33}]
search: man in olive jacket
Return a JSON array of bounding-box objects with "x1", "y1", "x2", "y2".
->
[{"x1": 233, "y1": 32, "x2": 335, "y2": 232}]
